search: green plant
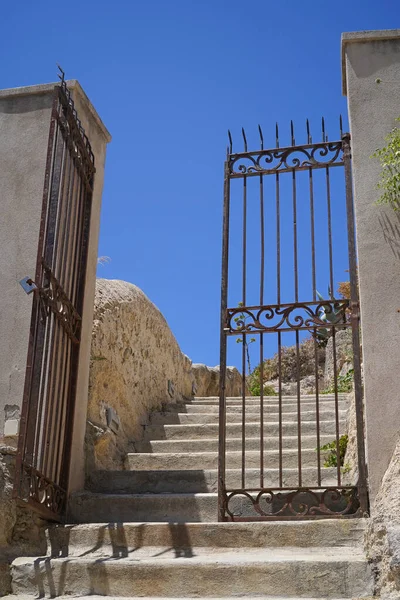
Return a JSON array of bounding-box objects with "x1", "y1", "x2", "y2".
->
[
  {"x1": 247, "y1": 337, "x2": 325, "y2": 392},
  {"x1": 342, "y1": 463, "x2": 351, "y2": 476},
  {"x1": 247, "y1": 376, "x2": 277, "y2": 397},
  {"x1": 372, "y1": 119, "x2": 400, "y2": 210},
  {"x1": 248, "y1": 376, "x2": 261, "y2": 396},
  {"x1": 319, "y1": 434, "x2": 348, "y2": 468},
  {"x1": 321, "y1": 368, "x2": 354, "y2": 394},
  {"x1": 264, "y1": 385, "x2": 278, "y2": 396}
]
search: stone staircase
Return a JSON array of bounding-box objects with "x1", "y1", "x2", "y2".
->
[
  {"x1": 7, "y1": 394, "x2": 375, "y2": 598},
  {"x1": 70, "y1": 393, "x2": 350, "y2": 522}
]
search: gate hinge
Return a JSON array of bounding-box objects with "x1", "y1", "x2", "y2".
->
[{"x1": 19, "y1": 277, "x2": 38, "y2": 295}]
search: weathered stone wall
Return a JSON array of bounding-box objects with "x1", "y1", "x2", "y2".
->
[
  {"x1": 324, "y1": 329, "x2": 353, "y2": 388},
  {"x1": 365, "y1": 435, "x2": 400, "y2": 598},
  {"x1": 0, "y1": 445, "x2": 46, "y2": 595},
  {"x1": 86, "y1": 279, "x2": 242, "y2": 473},
  {"x1": 192, "y1": 363, "x2": 243, "y2": 397},
  {"x1": 342, "y1": 391, "x2": 358, "y2": 486},
  {"x1": 86, "y1": 279, "x2": 194, "y2": 471}
]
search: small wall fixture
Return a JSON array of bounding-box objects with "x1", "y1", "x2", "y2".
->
[{"x1": 168, "y1": 380, "x2": 175, "y2": 398}]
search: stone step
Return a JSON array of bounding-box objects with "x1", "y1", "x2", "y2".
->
[
  {"x1": 143, "y1": 420, "x2": 346, "y2": 440},
  {"x1": 11, "y1": 547, "x2": 373, "y2": 598},
  {"x1": 87, "y1": 467, "x2": 339, "y2": 494},
  {"x1": 44, "y1": 520, "x2": 367, "y2": 556},
  {"x1": 191, "y1": 394, "x2": 348, "y2": 404},
  {"x1": 3, "y1": 596, "x2": 369, "y2": 600},
  {"x1": 149, "y1": 409, "x2": 347, "y2": 425},
  {"x1": 170, "y1": 400, "x2": 349, "y2": 414},
  {"x1": 126, "y1": 448, "x2": 329, "y2": 471},
  {"x1": 69, "y1": 492, "x2": 218, "y2": 523},
  {"x1": 136, "y1": 434, "x2": 336, "y2": 454}
]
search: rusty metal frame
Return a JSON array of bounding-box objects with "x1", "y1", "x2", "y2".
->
[
  {"x1": 218, "y1": 121, "x2": 369, "y2": 521},
  {"x1": 13, "y1": 71, "x2": 95, "y2": 521}
]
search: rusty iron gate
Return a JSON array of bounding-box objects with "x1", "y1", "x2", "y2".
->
[
  {"x1": 218, "y1": 120, "x2": 368, "y2": 521},
  {"x1": 13, "y1": 72, "x2": 95, "y2": 521}
]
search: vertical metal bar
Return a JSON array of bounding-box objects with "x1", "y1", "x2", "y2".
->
[
  {"x1": 326, "y1": 167, "x2": 334, "y2": 293},
  {"x1": 60, "y1": 178, "x2": 94, "y2": 495},
  {"x1": 309, "y1": 165, "x2": 321, "y2": 484},
  {"x1": 331, "y1": 326, "x2": 341, "y2": 487},
  {"x1": 52, "y1": 154, "x2": 81, "y2": 484},
  {"x1": 241, "y1": 175, "x2": 247, "y2": 489},
  {"x1": 295, "y1": 330, "x2": 302, "y2": 487},
  {"x1": 342, "y1": 133, "x2": 369, "y2": 513},
  {"x1": 46, "y1": 132, "x2": 75, "y2": 482},
  {"x1": 292, "y1": 162, "x2": 301, "y2": 486},
  {"x1": 292, "y1": 172, "x2": 299, "y2": 303},
  {"x1": 27, "y1": 104, "x2": 64, "y2": 470},
  {"x1": 241, "y1": 332, "x2": 246, "y2": 489},
  {"x1": 278, "y1": 332, "x2": 283, "y2": 487},
  {"x1": 218, "y1": 159, "x2": 230, "y2": 521},
  {"x1": 13, "y1": 89, "x2": 59, "y2": 504},
  {"x1": 259, "y1": 169, "x2": 265, "y2": 487},
  {"x1": 51, "y1": 146, "x2": 77, "y2": 482},
  {"x1": 38, "y1": 128, "x2": 67, "y2": 477},
  {"x1": 313, "y1": 335, "x2": 321, "y2": 486},
  {"x1": 69, "y1": 173, "x2": 86, "y2": 304},
  {"x1": 275, "y1": 124, "x2": 283, "y2": 487},
  {"x1": 42, "y1": 135, "x2": 70, "y2": 479},
  {"x1": 309, "y1": 168, "x2": 316, "y2": 300}
]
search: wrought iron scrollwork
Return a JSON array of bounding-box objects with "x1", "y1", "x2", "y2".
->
[
  {"x1": 223, "y1": 487, "x2": 360, "y2": 520},
  {"x1": 226, "y1": 300, "x2": 349, "y2": 335},
  {"x1": 229, "y1": 141, "x2": 343, "y2": 177},
  {"x1": 39, "y1": 264, "x2": 82, "y2": 344},
  {"x1": 20, "y1": 464, "x2": 66, "y2": 516}
]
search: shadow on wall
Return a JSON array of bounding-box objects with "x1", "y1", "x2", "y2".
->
[{"x1": 379, "y1": 211, "x2": 400, "y2": 261}]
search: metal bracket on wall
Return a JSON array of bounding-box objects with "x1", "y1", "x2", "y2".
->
[{"x1": 19, "y1": 276, "x2": 37, "y2": 295}]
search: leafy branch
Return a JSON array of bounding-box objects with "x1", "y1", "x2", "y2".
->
[{"x1": 372, "y1": 118, "x2": 400, "y2": 210}]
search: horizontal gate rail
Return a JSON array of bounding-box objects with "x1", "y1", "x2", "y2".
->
[
  {"x1": 13, "y1": 71, "x2": 95, "y2": 521},
  {"x1": 218, "y1": 119, "x2": 369, "y2": 521}
]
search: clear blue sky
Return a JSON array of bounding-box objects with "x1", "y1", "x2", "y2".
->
[{"x1": 2, "y1": 1, "x2": 398, "y2": 369}]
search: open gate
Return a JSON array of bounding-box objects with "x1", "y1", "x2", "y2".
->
[
  {"x1": 13, "y1": 72, "x2": 95, "y2": 521},
  {"x1": 218, "y1": 120, "x2": 368, "y2": 521}
]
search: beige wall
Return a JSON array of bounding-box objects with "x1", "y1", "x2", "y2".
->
[
  {"x1": 342, "y1": 30, "x2": 400, "y2": 501},
  {"x1": 0, "y1": 81, "x2": 110, "y2": 494},
  {"x1": 0, "y1": 86, "x2": 54, "y2": 439}
]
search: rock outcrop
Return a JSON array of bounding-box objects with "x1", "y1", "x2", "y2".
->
[
  {"x1": 86, "y1": 280, "x2": 242, "y2": 474},
  {"x1": 86, "y1": 280, "x2": 195, "y2": 472},
  {"x1": 365, "y1": 436, "x2": 400, "y2": 598},
  {"x1": 192, "y1": 364, "x2": 242, "y2": 397},
  {"x1": 0, "y1": 445, "x2": 46, "y2": 595},
  {"x1": 324, "y1": 328, "x2": 353, "y2": 387}
]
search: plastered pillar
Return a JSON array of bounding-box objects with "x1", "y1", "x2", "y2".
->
[
  {"x1": 342, "y1": 30, "x2": 400, "y2": 501},
  {"x1": 0, "y1": 80, "x2": 111, "y2": 494}
]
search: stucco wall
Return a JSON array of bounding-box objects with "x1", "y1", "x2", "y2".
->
[
  {"x1": 0, "y1": 88, "x2": 53, "y2": 440},
  {"x1": 0, "y1": 82, "x2": 110, "y2": 494},
  {"x1": 342, "y1": 30, "x2": 400, "y2": 500}
]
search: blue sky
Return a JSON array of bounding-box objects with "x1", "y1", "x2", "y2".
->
[{"x1": 2, "y1": 1, "x2": 399, "y2": 369}]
